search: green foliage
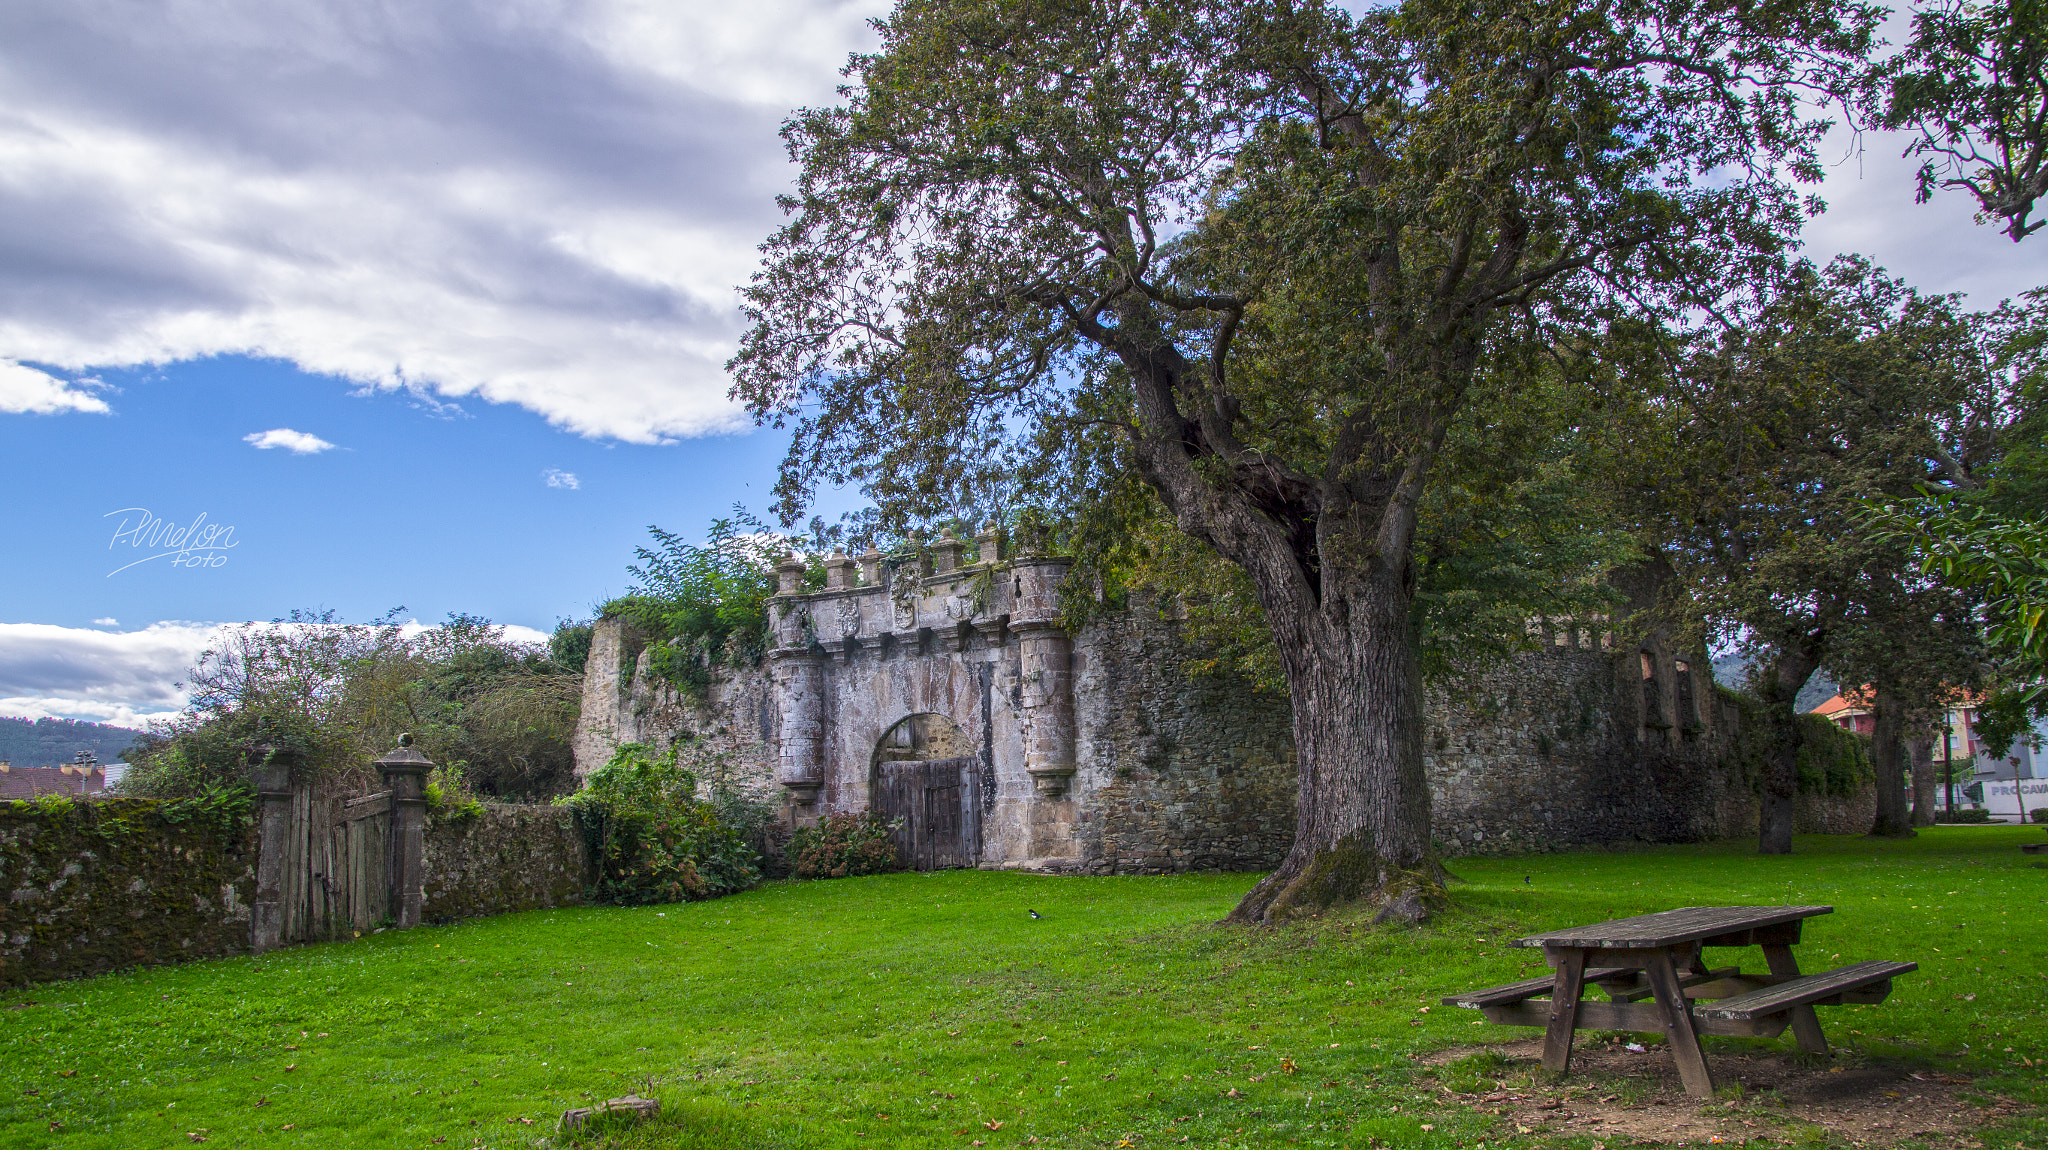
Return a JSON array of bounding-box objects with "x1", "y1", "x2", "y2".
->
[
  {"x1": 2030, "y1": 805, "x2": 2048, "y2": 822},
  {"x1": 786, "y1": 811, "x2": 901, "y2": 879},
  {"x1": 1793, "y1": 714, "x2": 1875, "y2": 798},
  {"x1": 0, "y1": 789, "x2": 255, "y2": 849},
  {"x1": 562, "y1": 743, "x2": 758, "y2": 905},
  {"x1": 120, "y1": 610, "x2": 582, "y2": 802},
  {"x1": 603, "y1": 509, "x2": 798, "y2": 698},
  {"x1": 1876, "y1": 0, "x2": 2048, "y2": 241},
  {"x1": 0, "y1": 716, "x2": 136, "y2": 769},
  {"x1": 1937, "y1": 806, "x2": 1995, "y2": 823},
  {"x1": 548, "y1": 619, "x2": 595, "y2": 675}
]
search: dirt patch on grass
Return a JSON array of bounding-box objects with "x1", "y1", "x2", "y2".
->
[{"x1": 1417, "y1": 1038, "x2": 2021, "y2": 1147}]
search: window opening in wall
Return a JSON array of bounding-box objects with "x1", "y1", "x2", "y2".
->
[
  {"x1": 1673, "y1": 659, "x2": 1697, "y2": 736},
  {"x1": 1640, "y1": 651, "x2": 1668, "y2": 731}
]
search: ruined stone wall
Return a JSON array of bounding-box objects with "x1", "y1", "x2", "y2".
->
[
  {"x1": 570, "y1": 619, "x2": 779, "y2": 801},
  {"x1": 576, "y1": 603, "x2": 1873, "y2": 872},
  {"x1": 1062, "y1": 611, "x2": 1298, "y2": 874},
  {"x1": 0, "y1": 798, "x2": 257, "y2": 985},
  {"x1": 423, "y1": 804, "x2": 597, "y2": 923}
]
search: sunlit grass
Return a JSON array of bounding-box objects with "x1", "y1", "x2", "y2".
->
[{"x1": 3, "y1": 826, "x2": 2043, "y2": 1148}]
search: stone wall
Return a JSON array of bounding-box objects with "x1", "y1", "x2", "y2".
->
[
  {"x1": 0, "y1": 798, "x2": 257, "y2": 986},
  {"x1": 423, "y1": 804, "x2": 597, "y2": 923},
  {"x1": 576, "y1": 594, "x2": 1877, "y2": 873}
]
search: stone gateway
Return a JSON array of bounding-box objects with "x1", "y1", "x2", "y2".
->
[{"x1": 573, "y1": 531, "x2": 1871, "y2": 873}]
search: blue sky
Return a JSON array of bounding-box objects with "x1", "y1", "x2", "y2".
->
[
  {"x1": 0, "y1": 0, "x2": 2041, "y2": 728},
  {"x1": 2, "y1": 353, "x2": 801, "y2": 632}
]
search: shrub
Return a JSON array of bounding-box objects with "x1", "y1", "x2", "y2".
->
[
  {"x1": 2031, "y1": 806, "x2": 2048, "y2": 824},
  {"x1": 788, "y1": 810, "x2": 902, "y2": 879},
  {"x1": 1936, "y1": 807, "x2": 1994, "y2": 823},
  {"x1": 562, "y1": 743, "x2": 758, "y2": 904}
]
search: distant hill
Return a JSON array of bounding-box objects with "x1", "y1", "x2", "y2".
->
[
  {"x1": 1710, "y1": 654, "x2": 1840, "y2": 713},
  {"x1": 0, "y1": 716, "x2": 144, "y2": 768}
]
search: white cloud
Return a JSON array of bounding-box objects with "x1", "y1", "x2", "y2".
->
[
  {"x1": 0, "y1": 618, "x2": 552, "y2": 728},
  {"x1": 543, "y1": 468, "x2": 581, "y2": 489},
  {"x1": 0, "y1": 359, "x2": 109, "y2": 414},
  {"x1": 243, "y1": 427, "x2": 337, "y2": 454},
  {"x1": 0, "y1": 1, "x2": 884, "y2": 443},
  {"x1": 91, "y1": 617, "x2": 118, "y2": 626}
]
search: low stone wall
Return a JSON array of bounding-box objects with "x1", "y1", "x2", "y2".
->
[
  {"x1": 423, "y1": 804, "x2": 596, "y2": 923},
  {"x1": 0, "y1": 798, "x2": 257, "y2": 986}
]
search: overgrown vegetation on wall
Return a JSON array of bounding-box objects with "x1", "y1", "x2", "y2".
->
[
  {"x1": 0, "y1": 795, "x2": 258, "y2": 984},
  {"x1": 600, "y1": 510, "x2": 817, "y2": 698},
  {"x1": 121, "y1": 611, "x2": 582, "y2": 802},
  {"x1": 560, "y1": 742, "x2": 768, "y2": 903},
  {"x1": 1717, "y1": 687, "x2": 1875, "y2": 797}
]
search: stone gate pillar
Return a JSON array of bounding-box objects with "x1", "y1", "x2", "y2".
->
[
  {"x1": 248, "y1": 740, "x2": 293, "y2": 954},
  {"x1": 375, "y1": 735, "x2": 432, "y2": 930},
  {"x1": 1012, "y1": 555, "x2": 1076, "y2": 797},
  {"x1": 771, "y1": 559, "x2": 827, "y2": 806}
]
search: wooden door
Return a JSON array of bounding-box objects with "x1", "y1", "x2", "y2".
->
[
  {"x1": 875, "y1": 755, "x2": 980, "y2": 870},
  {"x1": 281, "y1": 786, "x2": 390, "y2": 942}
]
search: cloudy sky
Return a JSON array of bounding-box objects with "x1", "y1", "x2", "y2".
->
[{"x1": 0, "y1": 0, "x2": 2039, "y2": 730}]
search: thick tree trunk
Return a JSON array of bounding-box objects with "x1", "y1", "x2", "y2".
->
[
  {"x1": 1909, "y1": 734, "x2": 1939, "y2": 827},
  {"x1": 1754, "y1": 642, "x2": 1822, "y2": 855},
  {"x1": 1225, "y1": 563, "x2": 1440, "y2": 925},
  {"x1": 1868, "y1": 681, "x2": 1914, "y2": 838}
]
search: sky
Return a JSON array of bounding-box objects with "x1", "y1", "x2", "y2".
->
[{"x1": 0, "y1": 1, "x2": 2041, "y2": 730}]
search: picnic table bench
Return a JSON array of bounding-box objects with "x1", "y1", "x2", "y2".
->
[
  {"x1": 2021, "y1": 842, "x2": 2047, "y2": 854},
  {"x1": 1441, "y1": 906, "x2": 1915, "y2": 1097}
]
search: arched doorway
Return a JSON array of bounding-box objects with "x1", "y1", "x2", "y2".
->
[{"x1": 871, "y1": 714, "x2": 981, "y2": 870}]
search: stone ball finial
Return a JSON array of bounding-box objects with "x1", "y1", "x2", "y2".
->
[
  {"x1": 398, "y1": 732, "x2": 414, "y2": 748},
  {"x1": 941, "y1": 525, "x2": 958, "y2": 539}
]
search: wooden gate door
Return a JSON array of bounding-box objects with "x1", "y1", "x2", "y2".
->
[
  {"x1": 281, "y1": 787, "x2": 391, "y2": 942},
  {"x1": 875, "y1": 755, "x2": 981, "y2": 870}
]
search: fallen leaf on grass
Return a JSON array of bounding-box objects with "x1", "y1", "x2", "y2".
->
[
  {"x1": 984, "y1": 1120, "x2": 1005, "y2": 1130},
  {"x1": 283, "y1": 1064, "x2": 297, "y2": 1072},
  {"x1": 253, "y1": 1098, "x2": 269, "y2": 1108},
  {"x1": 1280, "y1": 1059, "x2": 1297, "y2": 1075},
  {"x1": 58, "y1": 1070, "x2": 76, "y2": 1078},
  {"x1": 1225, "y1": 1089, "x2": 1243, "y2": 1098},
  {"x1": 280, "y1": 1125, "x2": 294, "y2": 1131},
  {"x1": 1420, "y1": 1124, "x2": 1434, "y2": 1131}
]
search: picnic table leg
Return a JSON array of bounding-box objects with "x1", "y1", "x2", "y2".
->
[
  {"x1": 1761, "y1": 944, "x2": 1830, "y2": 1056},
  {"x1": 1541, "y1": 949, "x2": 1586, "y2": 1074},
  {"x1": 1645, "y1": 947, "x2": 1715, "y2": 1098}
]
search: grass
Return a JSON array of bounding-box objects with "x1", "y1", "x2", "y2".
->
[{"x1": 3, "y1": 826, "x2": 2044, "y2": 1149}]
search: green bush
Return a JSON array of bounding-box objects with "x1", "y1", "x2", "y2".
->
[
  {"x1": 1793, "y1": 713, "x2": 1874, "y2": 797},
  {"x1": 562, "y1": 743, "x2": 758, "y2": 904},
  {"x1": 1936, "y1": 807, "x2": 1994, "y2": 823},
  {"x1": 2031, "y1": 806, "x2": 2048, "y2": 824},
  {"x1": 788, "y1": 810, "x2": 902, "y2": 879}
]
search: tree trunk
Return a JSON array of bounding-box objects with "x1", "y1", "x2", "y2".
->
[
  {"x1": 1868, "y1": 680, "x2": 1914, "y2": 838},
  {"x1": 1909, "y1": 734, "x2": 1938, "y2": 827},
  {"x1": 1224, "y1": 562, "x2": 1439, "y2": 925},
  {"x1": 1754, "y1": 641, "x2": 1822, "y2": 855}
]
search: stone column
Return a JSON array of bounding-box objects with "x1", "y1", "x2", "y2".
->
[
  {"x1": 248, "y1": 741, "x2": 293, "y2": 954},
  {"x1": 375, "y1": 735, "x2": 432, "y2": 930},
  {"x1": 858, "y1": 545, "x2": 882, "y2": 587},
  {"x1": 930, "y1": 527, "x2": 965, "y2": 573},
  {"x1": 773, "y1": 650, "x2": 827, "y2": 807},
  {"x1": 1012, "y1": 556, "x2": 1077, "y2": 797},
  {"x1": 825, "y1": 550, "x2": 857, "y2": 590}
]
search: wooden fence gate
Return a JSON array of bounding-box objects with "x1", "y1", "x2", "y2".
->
[
  {"x1": 874, "y1": 755, "x2": 981, "y2": 870},
  {"x1": 279, "y1": 787, "x2": 392, "y2": 943}
]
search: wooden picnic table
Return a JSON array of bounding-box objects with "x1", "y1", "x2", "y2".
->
[{"x1": 1443, "y1": 906, "x2": 1915, "y2": 1097}]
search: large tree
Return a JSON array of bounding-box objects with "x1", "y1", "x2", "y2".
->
[
  {"x1": 1878, "y1": 0, "x2": 2048, "y2": 241},
  {"x1": 1616, "y1": 257, "x2": 2020, "y2": 852},
  {"x1": 732, "y1": 0, "x2": 1873, "y2": 921}
]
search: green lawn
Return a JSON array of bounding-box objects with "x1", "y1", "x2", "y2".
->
[{"x1": 4, "y1": 827, "x2": 2043, "y2": 1149}]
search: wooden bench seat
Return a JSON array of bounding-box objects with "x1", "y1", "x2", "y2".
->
[
  {"x1": 1442, "y1": 968, "x2": 1631, "y2": 1009},
  {"x1": 1696, "y1": 960, "x2": 1917, "y2": 1021},
  {"x1": 2021, "y1": 842, "x2": 2047, "y2": 855}
]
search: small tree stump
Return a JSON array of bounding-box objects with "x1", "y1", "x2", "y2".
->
[{"x1": 559, "y1": 1094, "x2": 660, "y2": 1131}]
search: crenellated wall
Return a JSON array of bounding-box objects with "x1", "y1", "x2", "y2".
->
[{"x1": 573, "y1": 546, "x2": 1870, "y2": 872}]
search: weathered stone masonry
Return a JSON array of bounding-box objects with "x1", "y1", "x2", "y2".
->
[{"x1": 574, "y1": 541, "x2": 1873, "y2": 874}]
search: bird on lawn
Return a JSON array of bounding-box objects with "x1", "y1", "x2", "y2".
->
[
  {"x1": 1524, "y1": 876, "x2": 1531, "y2": 884},
  {"x1": 1028, "y1": 909, "x2": 1043, "y2": 919}
]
